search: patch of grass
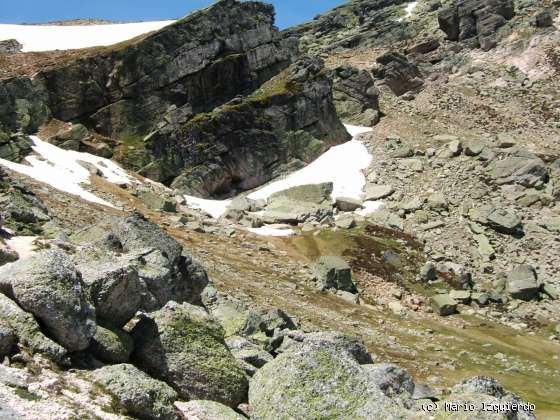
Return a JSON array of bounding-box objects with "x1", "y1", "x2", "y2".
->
[{"x1": 14, "y1": 388, "x2": 41, "y2": 402}]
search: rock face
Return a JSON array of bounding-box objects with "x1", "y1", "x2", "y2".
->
[
  {"x1": 331, "y1": 66, "x2": 380, "y2": 126},
  {"x1": 0, "y1": 0, "x2": 296, "y2": 138},
  {"x1": 372, "y1": 52, "x2": 424, "y2": 96},
  {"x1": 249, "y1": 338, "x2": 408, "y2": 419},
  {"x1": 144, "y1": 56, "x2": 350, "y2": 196},
  {"x1": 91, "y1": 364, "x2": 178, "y2": 420},
  {"x1": 0, "y1": 249, "x2": 96, "y2": 351},
  {"x1": 438, "y1": 0, "x2": 515, "y2": 50},
  {"x1": 131, "y1": 301, "x2": 248, "y2": 407},
  {"x1": 261, "y1": 182, "x2": 334, "y2": 224}
]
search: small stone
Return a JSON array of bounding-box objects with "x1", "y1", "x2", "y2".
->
[
  {"x1": 471, "y1": 292, "x2": 490, "y2": 306},
  {"x1": 335, "y1": 197, "x2": 363, "y2": 212},
  {"x1": 420, "y1": 262, "x2": 437, "y2": 281},
  {"x1": 506, "y1": 265, "x2": 539, "y2": 301},
  {"x1": 337, "y1": 290, "x2": 360, "y2": 304},
  {"x1": 364, "y1": 185, "x2": 394, "y2": 200},
  {"x1": 449, "y1": 290, "x2": 471, "y2": 304}
]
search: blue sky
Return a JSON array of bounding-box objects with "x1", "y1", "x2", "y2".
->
[{"x1": 0, "y1": 0, "x2": 347, "y2": 29}]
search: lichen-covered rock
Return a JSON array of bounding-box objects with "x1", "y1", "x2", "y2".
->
[
  {"x1": 0, "y1": 321, "x2": 15, "y2": 358},
  {"x1": 439, "y1": 376, "x2": 536, "y2": 419},
  {"x1": 0, "y1": 249, "x2": 96, "y2": 351},
  {"x1": 0, "y1": 293, "x2": 66, "y2": 361},
  {"x1": 91, "y1": 363, "x2": 178, "y2": 420},
  {"x1": 132, "y1": 301, "x2": 248, "y2": 407},
  {"x1": 174, "y1": 400, "x2": 246, "y2": 420},
  {"x1": 363, "y1": 363, "x2": 415, "y2": 397},
  {"x1": 226, "y1": 335, "x2": 273, "y2": 374},
  {"x1": 249, "y1": 340, "x2": 409, "y2": 419},
  {"x1": 110, "y1": 212, "x2": 183, "y2": 265},
  {"x1": 89, "y1": 324, "x2": 134, "y2": 364}
]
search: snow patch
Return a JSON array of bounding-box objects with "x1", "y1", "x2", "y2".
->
[
  {"x1": 397, "y1": 1, "x2": 419, "y2": 22},
  {"x1": 184, "y1": 195, "x2": 231, "y2": 219},
  {"x1": 248, "y1": 125, "x2": 373, "y2": 202},
  {"x1": 355, "y1": 200, "x2": 384, "y2": 216},
  {"x1": 0, "y1": 21, "x2": 174, "y2": 52},
  {"x1": 0, "y1": 136, "x2": 135, "y2": 207},
  {"x1": 248, "y1": 225, "x2": 294, "y2": 237}
]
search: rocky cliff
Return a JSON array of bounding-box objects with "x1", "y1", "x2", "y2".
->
[
  {"x1": 140, "y1": 56, "x2": 350, "y2": 196},
  {"x1": 0, "y1": 0, "x2": 297, "y2": 140}
]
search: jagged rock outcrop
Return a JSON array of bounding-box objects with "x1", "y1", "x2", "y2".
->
[
  {"x1": 0, "y1": 0, "x2": 297, "y2": 140},
  {"x1": 331, "y1": 65, "x2": 380, "y2": 126},
  {"x1": 282, "y1": 0, "x2": 414, "y2": 55},
  {"x1": 372, "y1": 51, "x2": 424, "y2": 96},
  {"x1": 438, "y1": 0, "x2": 515, "y2": 50},
  {"x1": 144, "y1": 56, "x2": 350, "y2": 196}
]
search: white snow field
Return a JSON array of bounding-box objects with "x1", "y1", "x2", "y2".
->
[
  {"x1": 184, "y1": 195, "x2": 232, "y2": 220},
  {"x1": 248, "y1": 225, "x2": 294, "y2": 237},
  {"x1": 0, "y1": 136, "x2": 135, "y2": 207},
  {"x1": 397, "y1": 1, "x2": 419, "y2": 22},
  {"x1": 0, "y1": 21, "x2": 174, "y2": 52}
]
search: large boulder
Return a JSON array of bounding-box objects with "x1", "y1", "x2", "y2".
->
[
  {"x1": 78, "y1": 259, "x2": 143, "y2": 328},
  {"x1": 313, "y1": 256, "x2": 357, "y2": 293},
  {"x1": 261, "y1": 183, "x2": 334, "y2": 224},
  {"x1": 226, "y1": 335, "x2": 274, "y2": 376},
  {"x1": 0, "y1": 249, "x2": 96, "y2": 351},
  {"x1": 505, "y1": 265, "x2": 540, "y2": 301},
  {"x1": 0, "y1": 293, "x2": 66, "y2": 361},
  {"x1": 131, "y1": 302, "x2": 248, "y2": 407},
  {"x1": 0, "y1": 39, "x2": 23, "y2": 54},
  {"x1": 110, "y1": 212, "x2": 183, "y2": 265},
  {"x1": 249, "y1": 339, "x2": 409, "y2": 419},
  {"x1": 74, "y1": 213, "x2": 209, "y2": 313},
  {"x1": 91, "y1": 363, "x2": 178, "y2": 420}
]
